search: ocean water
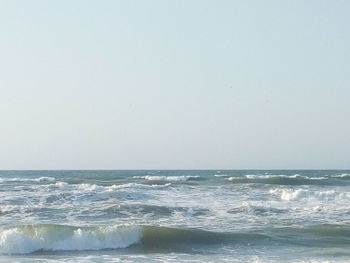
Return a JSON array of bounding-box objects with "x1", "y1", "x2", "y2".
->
[{"x1": 1, "y1": 170, "x2": 350, "y2": 263}]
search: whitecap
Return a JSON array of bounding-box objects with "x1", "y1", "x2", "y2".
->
[
  {"x1": 213, "y1": 174, "x2": 228, "y2": 177},
  {"x1": 0, "y1": 177, "x2": 55, "y2": 183},
  {"x1": 133, "y1": 175, "x2": 199, "y2": 182},
  {"x1": 0, "y1": 225, "x2": 141, "y2": 254},
  {"x1": 51, "y1": 182, "x2": 170, "y2": 193},
  {"x1": 269, "y1": 188, "x2": 350, "y2": 201}
]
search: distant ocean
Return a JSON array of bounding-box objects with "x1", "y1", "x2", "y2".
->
[{"x1": 1, "y1": 170, "x2": 350, "y2": 262}]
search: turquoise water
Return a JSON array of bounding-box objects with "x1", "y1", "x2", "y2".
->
[{"x1": 1, "y1": 170, "x2": 350, "y2": 262}]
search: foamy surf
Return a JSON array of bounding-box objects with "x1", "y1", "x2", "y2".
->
[
  {"x1": 51, "y1": 181, "x2": 171, "y2": 192},
  {"x1": 0, "y1": 224, "x2": 141, "y2": 254},
  {"x1": 0, "y1": 177, "x2": 55, "y2": 183},
  {"x1": 0, "y1": 224, "x2": 270, "y2": 255},
  {"x1": 2, "y1": 170, "x2": 350, "y2": 262},
  {"x1": 2, "y1": 223, "x2": 349, "y2": 255},
  {"x1": 133, "y1": 175, "x2": 200, "y2": 181},
  {"x1": 225, "y1": 174, "x2": 350, "y2": 186},
  {"x1": 268, "y1": 188, "x2": 350, "y2": 201}
]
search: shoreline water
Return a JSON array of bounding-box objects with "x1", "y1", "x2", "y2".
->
[{"x1": 1, "y1": 170, "x2": 350, "y2": 262}]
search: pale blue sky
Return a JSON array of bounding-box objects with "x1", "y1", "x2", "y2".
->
[{"x1": 0, "y1": 0, "x2": 349, "y2": 169}]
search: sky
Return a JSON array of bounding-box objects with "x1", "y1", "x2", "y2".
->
[{"x1": 0, "y1": 0, "x2": 349, "y2": 170}]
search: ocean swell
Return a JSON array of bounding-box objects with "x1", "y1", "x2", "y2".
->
[
  {"x1": 0, "y1": 177, "x2": 55, "y2": 183},
  {"x1": 1, "y1": 223, "x2": 349, "y2": 255},
  {"x1": 226, "y1": 174, "x2": 349, "y2": 186},
  {"x1": 133, "y1": 175, "x2": 200, "y2": 182},
  {"x1": 0, "y1": 224, "x2": 268, "y2": 254},
  {"x1": 0, "y1": 224, "x2": 141, "y2": 254},
  {"x1": 269, "y1": 188, "x2": 350, "y2": 201}
]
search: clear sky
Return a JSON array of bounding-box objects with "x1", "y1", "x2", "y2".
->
[{"x1": 0, "y1": 0, "x2": 349, "y2": 169}]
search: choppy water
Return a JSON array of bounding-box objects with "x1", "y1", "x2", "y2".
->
[{"x1": 1, "y1": 170, "x2": 350, "y2": 262}]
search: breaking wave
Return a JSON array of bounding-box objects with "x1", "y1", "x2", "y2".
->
[
  {"x1": 268, "y1": 188, "x2": 350, "y2": 201},
  {"x1": 51, "y1": 182, "x2": 171, "y2": 192},
  {"x1": 0, "y1": 224, "x2": 141, "y2": 254},
  {"x1": 133, "y1": 175, "x2": 200, "y2": 182},
  {"x1": 0, "y1": 224, "x2": 267, "y2": 254},
  {"x1": 226, "y1": 174, "x2": 350, "y2": 186},
  {"x1": 1, "y1": 223, "x2": 350, "y2": 255},
  {"x1": 0, "y1": 177, "x2": 55, "y2": 183}
]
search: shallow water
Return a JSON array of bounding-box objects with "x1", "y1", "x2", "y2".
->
[{"x1": 1, "y1": 170, "x2": 350, "y2": 262}]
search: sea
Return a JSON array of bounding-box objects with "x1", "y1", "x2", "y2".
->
[{"x1": 1, "y1": 170, "x2": 350, "y2": 263}]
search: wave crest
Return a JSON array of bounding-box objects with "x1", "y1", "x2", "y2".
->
[
  {"x1": 133, "y1": 175, "x2": 200, "y2": 182},
  {"x1": 269, "y1": 188, "x2": 350, "y2": 201},
  {"x1": 225, "y1": 174, "x2": 344, "y2": 186},
  {"x1": 0, "y1": 177, "x2": 55, "y2": 183},
  {"x1": 0, "y1": 224, "x2": 141, "y2": 254},
  {"x1": 0, "y1": 224, "x2": 268, "y2": 254}
]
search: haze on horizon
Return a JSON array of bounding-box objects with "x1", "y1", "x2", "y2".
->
[{"x1": 0, "y1": 0, "x2": 349, "y2": 170}]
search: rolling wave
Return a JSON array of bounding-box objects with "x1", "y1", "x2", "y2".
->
[
  {"x1": 51, "y1": 181, "x2": 171, "y2": 193},
  {"x1": 0, "y1": 224, "x2": 267, "y2": 254},
  {"x1": 0, "y1": 224, "x2": 141, "y2": 254},
  {"x1": 269, "y1": 188, "x2": 350, "y2": 201},
  {"x1": 0, "y1": 177, "x2": 55, "y2": 183},
  {"x1": 1, "y1": 224, "x2": 349, "y2": 255},
  {"x1": 133, "y1": 175, "x2": 200, "y2": 182},
  {"x1": 226, "y1": 174, "x2": 350, "y2": 186}
]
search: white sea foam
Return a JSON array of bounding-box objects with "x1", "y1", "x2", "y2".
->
[
  {"x1": 226, "y1": 177, "x2": 241, "y2": 180},
  {"x1": 245, "y1": 174, "x2": 302, "y2": 179},
  {"x1": 134, "y1": 175, "x2": 200, "y2": 181},
  {"x1": 0, "y1": 177, "x2": 55, "y2": 183},
  {"x1": 307, "y1": 177, "x2": 328, "y2": 180},
  {"x1": 269, "y1": 189, "x2": 305, "y2": 201},
  {"x1": 213, "y1": 174, "x2": 228, "y2": 177},
  {"x1": 52, "y1": 182, "x2": 170, "y2": 192},
  {"x1": 54, "y1": 181, "x2": 68, "y2": 187},
  {"x1": 269, "y1": 188, "x2": 350, "y2": 201},
  {"x1": 293, "y1": 261, "x2": 340, "y2": 263},
  {"x1": 53, "y1": 182, "x2": 105, "y2": 193},
  {"x1": 226, "y1": 174, "x2": 303, "y2": 181},
  {"x1": 0, "y1": 225, "x2": 141, "y2": 254},
  {"x1": 331, "y1": 173, "x2": 350, "y2": 178},
  {"x1": 225, "y1": 174, "x2": 329, "y2": 181},
  {"x1": 105, "y1": 182, "x2": 171, "y2": 190}
]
